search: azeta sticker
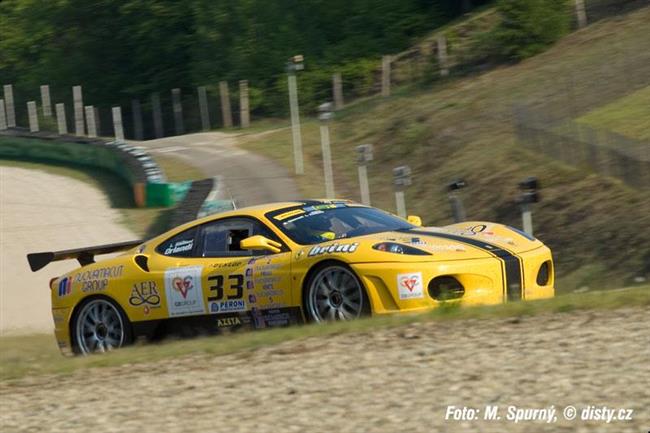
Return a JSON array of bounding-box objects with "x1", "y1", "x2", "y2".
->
[{"x1": 397, "y1": 272, "x2": 424, "y2": 300}]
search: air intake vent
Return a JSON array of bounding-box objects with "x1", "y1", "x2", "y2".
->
[{"x1": 428, "y1": 276, "x2": 465, "y2": 301}]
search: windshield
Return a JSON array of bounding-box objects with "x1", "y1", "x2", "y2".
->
[{"x1": 266, "y1": 204, "x2": 414, "y2": 245}]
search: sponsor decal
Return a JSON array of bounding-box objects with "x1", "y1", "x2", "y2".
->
[
  {"x1": 248, "y1": 294, "x2": 257, "y2": 303},
  {"x1": 164, "y1": 239, "x2": 194, "y2": 255},
  {"x1": 216, "y1": 317, "x2": 241, "y2": 327},
  {"x1": 164, "y1": 266, "x2": 205, "y2": 317},
  {"x1": 397, "y1": 272, "x2": 424, "y2": 300},
  {"x1": 73, "y1": 265, "x2": 124, "y2": 293},
  {"x1": 210, "y1": 261, "x2": 245, "y2": 269},
  {"x1": 129, "y1": 281, "x2": 161, "y2": 315},
  {"x1": 209, "y1": 299, "x2": 246, "y2": 313},
  {"x1": 308, "y1": 242, "x2": 359, "y2": 257},
  {"x1": 245, "y1": 268, "x2": 253, "y2": 277},
  {"x1": 58, "y1": 277, "x2": 71, "y2": 297},
  {"x1": 246, "y1": 280, "x2": 255, "y2": 290}
]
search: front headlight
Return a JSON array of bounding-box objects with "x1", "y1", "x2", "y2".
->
[{"x1": 372, "y1": 242, "x2": 430, "y2": 255}]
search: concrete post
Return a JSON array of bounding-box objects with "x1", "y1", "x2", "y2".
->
[
  {"x1": 27, "y1": 101, "x2": 39, "y2": 132},
  {"x1": 219, "y1": 81, "x2": 233, "y2": 128},
  {"x1": 131, "y1": 99, "x2": 144, "y2": 140},
  {"x1": 0, "y1": 99, "x2": 7, "y2": 130},
  {"x1": 437, "y1": 35, "x2": 449, "y2": 77},
  {"x1": 94, "y1": 107, "x2": 101, "y2": 136},
  {"x1": 288, "y1": 73, "x2": 304, "y2": 175},
  {"x1": 197, "y1": 86, "x2": 210, "y2": 131},
  {"x1": 320, "y1": 122, "x2": 335, "y2": 198},
  {"x1": 239, "y1": 80, "x2": 250, "y2": 128},
  {"x1": 381, "y1": 55, "x2": 391, "y2": 97},
  {"x1": 3, "y1": 85, "x2": 16, "y2": 128},
  {"x1": 151, "y1": 93, "x2": 164, "y2": 138},
  {"x1": 40, "y1": 85, "x2": 52, "y2": 117},
  {"x1": 332, "y1": 73, "x2": 344, "y2": 110},
  {"x1": 575, "y1": 0, "x2": 587, "y2": 29},
  {"x1": 395, "y1": 190, "x2": 406, "y2": 218},
  {"x1": 358, "y1": 165, "x2": 370, "y2": 206},
  {"x1": 55, "y1": 103, "x2": 68, "y2": 134},
  {"x1": 112, "y1": 106, "x2": 124, "y2": 140},
  {"x1": 171, "y1": 88, "x2": 184, "y2": 135},
  {"x1": 521, "y1": 204, "x2": 534, "y2": 236},
  {"x1": 85, "y1": 106, "x2": 97, "y2": 137},
  {"x1": 73, "y1": 85, "x2": 85, "y2": 135}
]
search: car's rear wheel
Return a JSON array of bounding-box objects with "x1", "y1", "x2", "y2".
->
[
  {"x1": 305, "y1": 264, "x2": 370, "y2": 322},
  {"x1": 72, "y1": 297, "x2": 132, "y2": 354}
]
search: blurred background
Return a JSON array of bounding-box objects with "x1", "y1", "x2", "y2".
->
[{"x1": 1, "y1": 0, "x2": 649, "y2": 294}]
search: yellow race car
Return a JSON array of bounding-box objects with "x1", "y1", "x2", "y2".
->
[{"x1": 28, "y1": 199, "x2": 554, "y2": 355}]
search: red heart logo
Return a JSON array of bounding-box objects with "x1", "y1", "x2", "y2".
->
[{"x1": 173, "y1": 276, "x2": 193, "y2": 298}]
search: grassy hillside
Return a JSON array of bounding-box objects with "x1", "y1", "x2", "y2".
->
[
  {"x1": 577, "y1": 86, "x2": 650, "y2": 140},
  {"x1": 240, "y1": 6, "x2": 650, "y2": 292}
]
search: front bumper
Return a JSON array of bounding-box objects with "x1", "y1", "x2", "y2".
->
[{"x1": 351, "y1": 246, "x2": 554, "y2": 315}]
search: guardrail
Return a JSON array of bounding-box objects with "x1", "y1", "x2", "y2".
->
[
  {"x1": 0, "y1": 128, "x2": 174, "y2": 207},
  {"x1": 169, "y1": 177, "x2": 235, "y2": 228}
]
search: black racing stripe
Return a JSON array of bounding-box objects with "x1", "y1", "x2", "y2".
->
[{"x1": 405, "y1": 229, "x2": 523, "y2": 302}]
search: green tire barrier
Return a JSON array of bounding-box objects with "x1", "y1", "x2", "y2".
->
[{"x1": 0, "y1": 130, "x2": 191, "y2": 208}]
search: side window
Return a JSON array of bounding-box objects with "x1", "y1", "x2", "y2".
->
[
  {"x1": 157, "y1": 227, "x2": 198, "y2": 257},
  {"x1": 200, "y1": 218, "x2": 256, "y2": 257}
]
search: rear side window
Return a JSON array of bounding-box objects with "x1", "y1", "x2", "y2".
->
[{"x1": 157, "y1": 227, "x2": 198, "y2": 257}]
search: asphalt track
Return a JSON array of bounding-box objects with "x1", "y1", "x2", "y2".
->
[
  {"x1": 133, "y1": 131, "x2": 300, "y2": 207},
  {"x1": 0, "y1": 166, "x2": 138, "y2": 335}
]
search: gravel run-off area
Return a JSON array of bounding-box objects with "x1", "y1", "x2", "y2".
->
[{"x1": 1, "y1": 307, "x2": 648, "y2": 433}]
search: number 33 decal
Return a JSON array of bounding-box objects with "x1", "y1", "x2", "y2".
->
[{"x1": 207, "y1": 274, "x2": 244, "y2": 301}]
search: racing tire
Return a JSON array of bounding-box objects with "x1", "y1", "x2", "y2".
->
[
  {"x1": 71, "y1": 296, "x2": 133, "y2": 355},
  {"x1": 304, "y1": 262, "x2": 370, "y2": 323}
]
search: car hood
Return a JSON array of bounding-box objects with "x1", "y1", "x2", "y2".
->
[{"x1": 299, "y1": 221, "x2": 545, "y2": 263}]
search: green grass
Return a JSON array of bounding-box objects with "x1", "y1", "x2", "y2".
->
[
  {"x1": 0, "y1": 286, "x2": 647, "y2": 382},
  {"x1": 240, "y1": 6, "x2": 650, "y2": 291},
  {"x1": 0, "y1": 153, "x2": 205, "y2": 237},
  {"x1": 576, "y1": 85, "x2": 650, "y2": 140}
]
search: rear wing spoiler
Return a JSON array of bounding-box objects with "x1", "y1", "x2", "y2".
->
[{"x1": 27, "y1": 240, "x2": 143, "y2": 272}]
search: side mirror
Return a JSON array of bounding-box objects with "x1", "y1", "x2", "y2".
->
[
  {"x1": 407, "y1": 215, "x2": 422, "y2": 226},
  {"x1": 240, "y1": 235, "x2": 282, "y2": 254}
]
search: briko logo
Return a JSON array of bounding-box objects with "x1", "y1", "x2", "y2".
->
[
  {"x1": 58, "y1": 277, "x2": 72, "y2": 297},
  {"x1": 172, "y1": 276, "x2": 193, "y2": 299}
]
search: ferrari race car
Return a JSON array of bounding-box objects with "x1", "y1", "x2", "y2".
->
[{"x1": 28, "y1": 200, "x2": 554, "y2": 355}]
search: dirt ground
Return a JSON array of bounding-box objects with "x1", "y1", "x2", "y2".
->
[
  {"x1": 1, "y1": 307, "x2": 647, "y2": 433},
  {"x1": 0, "y1": 166, "x2": 137, "y2": 335}
]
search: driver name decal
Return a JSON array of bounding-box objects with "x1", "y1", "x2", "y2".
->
[{"x1": 164, "y1": 266, "x2": 205, "y2": 317}]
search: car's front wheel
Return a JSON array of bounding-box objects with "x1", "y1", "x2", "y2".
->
[
  {"x1": 305, "y1": 263, "x2": 370, "y2": 322},
  {"x1": 72, "y1": 297, "x2": 132, "y2": 354}
]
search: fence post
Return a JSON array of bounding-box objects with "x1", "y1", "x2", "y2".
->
[
  {"x1": 575, "y1": 0, "x2": 587, "y2": 29},
  {"x1": 219, "y1": 81, "x2": 233, "y2": 128},
  {"x1": 171, "y1": 88, "x2": 184, "y2": 135},
  {"x1": 112, "y1": 106, "x2": 124, "y2": 140},
  {"x1": 0, "y1": 99, "x2": 6, "y2": 130},
  {"x1": 85, "y1": 106, "x2": 97, "y2": 137},
  {"x1": 393, "y1": 166, "x2": 412, "y2": 218},
  {"x1": 197, "y1": 86, "x2": 210, "y2": 131},
  {"x1": 239, "y1": 80, "x2": 250, "y2": 128},
  {"x1": 332, "y1": 73, "x2": 344, "y2": 110},
  {"x1": 3, "y1": 85, "x2": 16, "y2": 128},
  {"x1": 437, "y1": 35, "x2": 449, "y2": 77},
  {"x1": 318, "y1": 103, "x2": 336, "y2": 198},
  {"x1": 151, "y1": 93, "x2": 164, "y2": 138},
  {"x1": 55, "y1": 103, "x2": 68, "y2": 134},
  {"x1": 94, "y1": 107, "x2": 101, "y2": 136},
  {"x1": 73, "y1": 85, "x2": 85, "y2": 136},
  {"x1": 39, "y1": 85, "x2": 52, "y2": 117},
  {"x1": 27, "y1": 101, "x2": 39, "y2": 132},
  {"x1": 132, "y1": 99, "x2": 144, "y2": 140},
  {"x1": 356, "y1": 144, "x2": 373, "y2": 205},
  {"x1": 381, "y1": 55, "x2": 391, "y2": 97}
]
